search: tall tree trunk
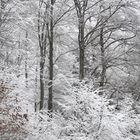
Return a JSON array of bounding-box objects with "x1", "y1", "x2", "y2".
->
[
  {"x1": 99, "y1": 27, "x2": 106, "y2": 87},
  {"x1": 17, "y1": 34, "x2": 21, "y2": 78},
  {"x1": 25, "y1": 58, "x2": 28, "y2": 87},
  {"x1": 25, "y1": 31, "x2": 28, "y2": 88},
  {"x1": 74, "y1": 0, "x2": 88, "y2": 80},
  {"x1": 38, "y1": 0, "x2": 48, "y2": 110},
  {"x1": 35, "y1": 63, "x2": 38, "y2": 112},
  {"x1": 39, "y1": 52, "x2": 45, "y2": 110},
  {"x1": 48, "y1": 0, "x2": 54, "y2": 113},
  {"x1": 79, "y1": 19, "x2": 85, "y2": 80}
]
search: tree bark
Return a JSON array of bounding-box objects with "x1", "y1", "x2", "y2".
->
[
  {"x1": 74, "y1": 0, "x2": 88, "y2": 80},
  {"x1": 25, "y1": 31, "x2": 28, "y2": 88},
  {"x1": 99, "y1": 27, "x2": 106, "y2": 87},
  {"x1": 48, "y1": 0, "x2": 54, "y2": 113},
  {"x1": 39, "y1": 57, "x2": 45, "y2": 110},
  {"x1": 38, "y1": 0, "x2": 47, "y2": 110},
  {"x1": 78, "y1": 13, "x2": 85, "y2": 80}
]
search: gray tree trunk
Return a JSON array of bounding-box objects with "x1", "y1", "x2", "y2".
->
[
  {"x1": 25, "y1": 31, "x2": 28, "y2": 88},
  {"x1": 38, "y1": 0, "x2": 48, "y2": 110},
  {"x1": 99, "y1": 27, "x2": 106, "y2": 87},
  {"x1": 79, "y1": 15, "x2": 85, "y2": 80},
  {"x1": 74, "y1": 0, "x2": 88, "y2": 80},
  {"x1": 48, "y1": 0, "x2": 54, "y2": 113},
  {"x1": 39, "y1": 57, "x2": 45, "y2": 110}
]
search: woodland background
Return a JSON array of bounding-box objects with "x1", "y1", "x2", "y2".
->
[{"x1": 0, "y1": 0, "x2": 140, "y2": 140}]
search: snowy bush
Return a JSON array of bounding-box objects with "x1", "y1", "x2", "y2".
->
[
  {"x1": 0, "y1": 80, "x2": 28, "y2": 140},
  {"x1": 1, "y1": 76, "x2": 140, "y2": 140},
  {"x1": 25, "y1": 82, "x2": 140, "y2": 140}
]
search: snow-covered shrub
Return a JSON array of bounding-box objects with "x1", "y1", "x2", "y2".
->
[
  {"x1": 57, "y1": 83, "x2": 140, "y2": 140},
  {"x1": 26, "y1": 83, "x2": 106, "y2": 139},
  {"x1": 22, "y1": 81, "x2": 140, "y2": 140},
  {"x1": 0, "y1": 80, "x2": 28, "y2": 140}
]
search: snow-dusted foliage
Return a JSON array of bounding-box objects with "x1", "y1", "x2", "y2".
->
[
  {"x1": 23, "y1": 82, "x2": 140, "y2": 140},
  {"x1": 1, "y1": 75, "x2": 140, "y2": 140},
  {"x1": 1, "y1": 0, "x2": 140, "y2": 140},
  {"x1": 0, "y1": 78, "x2": 27, "y2": 139}
]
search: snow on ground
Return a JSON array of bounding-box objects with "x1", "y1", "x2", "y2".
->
[
  {"x1": 1, "y1": 79, "x2": 140, "y2": 140},
  {"x1": 23, "y1": 85, "x2": 140, "y2": 140}
]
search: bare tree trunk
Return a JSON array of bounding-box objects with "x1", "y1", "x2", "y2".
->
[
  {"x1": 35, "y1": 63, "x2": 38, "y2": 112},
  {"x1": 25, "y1": 31, "x2": 28, "y2": 88},
  {"x1": 0, "y1": 1, "x2": 2, "y2": 22},
  {"x1": 74, "y1": 0, "x2": 88, "y2": 80},
  {"x1": 79, "y1": 15, "x2": 85, "y2": 80},
  {"x1": 25, "y1": 58, "x2": 28, "y2": 87},
  {"x1": 17, "y1": 34, "x2": 21, "y2": 78},
  {"x1": 39, "y1": 57, "x2": 45, "y2": 110},
  {"x1": 48, "y1": 0, "x2": 54, "y2": 113},
  {"x1": 38, "y1": 0, "x2": 48, "y2": 110},
  {"x1": 99, "y1": 27, "x2": 106, "y2": 87}
]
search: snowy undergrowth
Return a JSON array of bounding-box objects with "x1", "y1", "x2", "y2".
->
[
  {"x1": 1, "y1": 75, "x2": 140, "y2": 140},
  {"x1": 24, "y1": 83, "x2": 140, "y2": 140},
  {"x1": 0, "y1": 76, "x2": 29, "y2": 139}
]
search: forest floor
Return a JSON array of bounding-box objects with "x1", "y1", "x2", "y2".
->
[{"x1": 1, "y1": 81, "x2": 140, "y2": 140}]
